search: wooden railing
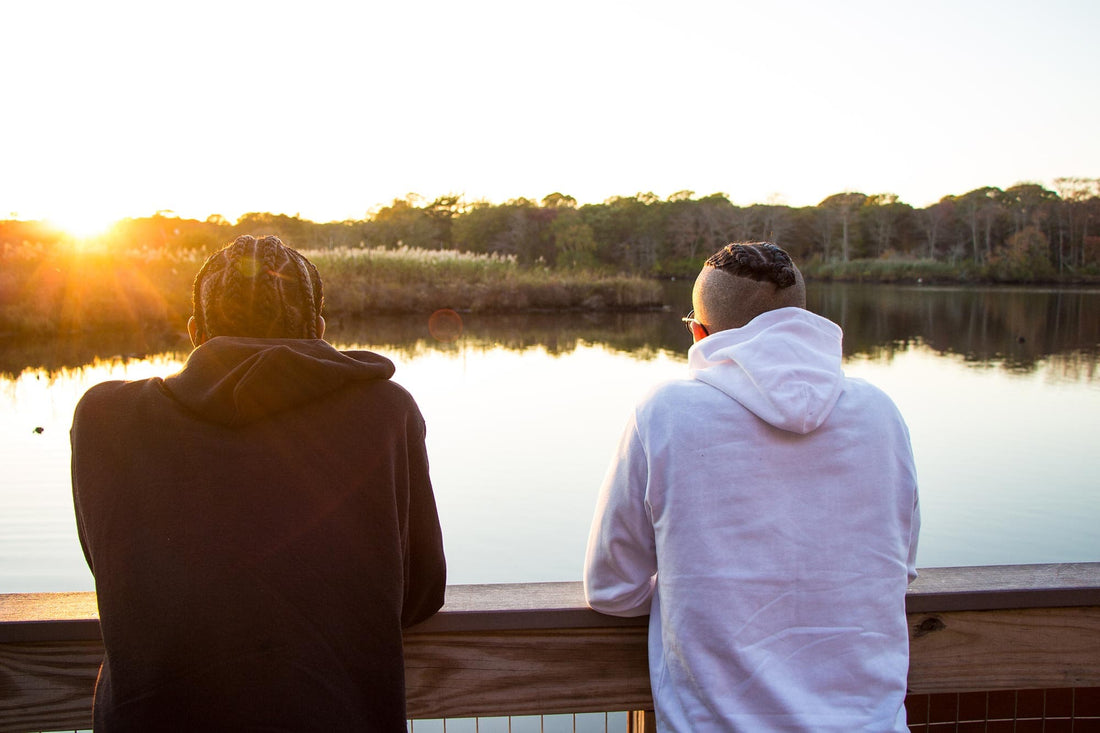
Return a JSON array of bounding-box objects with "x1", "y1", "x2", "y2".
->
[{"x1": 2, "y1": 563, "x2": 1099, "y2": 733}]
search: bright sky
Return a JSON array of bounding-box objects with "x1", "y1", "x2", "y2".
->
[{"x1": 3, "y1": 0, "x2": 1098, "y2": 234}]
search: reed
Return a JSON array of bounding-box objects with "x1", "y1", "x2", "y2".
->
[
  {"x1": 800, "y1": 258, "x2": 975, "y2": 284},
  {"x1": 0, "y1": 244, "x2": 664, "y2": 335}
]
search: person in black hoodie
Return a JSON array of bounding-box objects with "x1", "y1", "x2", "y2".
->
[{"x1": 71, "y1": 235, "x2": 446, "y2": 731}]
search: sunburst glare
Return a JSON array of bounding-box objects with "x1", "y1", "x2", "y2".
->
[{"x1": 45, "y1": 209, "x2": 120, "y2": 243}]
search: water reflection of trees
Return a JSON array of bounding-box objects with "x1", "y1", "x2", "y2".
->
[
  {"x1": 0, "y1": 331, "x2": 192, "y2": 378},
  {"x1": 0, "y1": 311, "x2": 692, "y2": 378},
  {"x1": 2, "y1": 285, "x2": 1097, "y2": 380},
  {"x1": 810, "y1": 284, "x2": 1100, "y2": 375},
  {"x1": 327, "y1": 311, "x2": 690, "y2": 361}
]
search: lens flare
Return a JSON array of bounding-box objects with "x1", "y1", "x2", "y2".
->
[
  {"x1": 235, "y1": 256, "x2": 263, "y2": 278},
  {"x1": 428, "y1": 309, "x2": 463, "y2": 343}
]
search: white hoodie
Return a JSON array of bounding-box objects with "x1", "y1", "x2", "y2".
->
[{"x1": 584, "y1": 307, "x2": 920, "y2": 732}]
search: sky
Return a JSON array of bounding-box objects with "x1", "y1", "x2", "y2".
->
[{"x1": 3, "y1": 0, "x2": 1098, "y2": 235}]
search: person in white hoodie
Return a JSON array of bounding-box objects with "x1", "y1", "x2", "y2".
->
[{"x1": 584, "y1": 242, "x2": 920, "y2": 732}]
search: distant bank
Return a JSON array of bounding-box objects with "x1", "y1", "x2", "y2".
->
[{"x1": 0, "y1": 246, "x2": 663, "y2": 336}]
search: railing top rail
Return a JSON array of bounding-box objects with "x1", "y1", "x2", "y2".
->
[
  {"x1": 2, "y1": 562, "x2": 1099, "y2": 642},
  {"x1": 903, "y1": 562, "x2": 1100, "y2": 613}
]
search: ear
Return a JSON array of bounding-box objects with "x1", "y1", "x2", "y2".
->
[
  {"x1": 690, "y1": 320, "x2": 708, "y2": 344},
  {"x1": 316, "y1": 316, "x2": 326, "y2": 339},
  {"x1": 187, "y1": 316, "x2": 203, "y2": 347}
]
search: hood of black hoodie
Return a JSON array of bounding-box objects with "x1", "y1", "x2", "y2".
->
[{"x1": 163, "y1": 337, "x2": 396, "y2": 427}]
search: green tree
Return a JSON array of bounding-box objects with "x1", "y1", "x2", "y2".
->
[
  {"x1": 423, "y1": 194, "x2": 464, "y2": 250},
  {"x1": 364, "y1": 196, "x2": 435, "y2": 249},
  {"x1": 1000, "y1": 183, "x2": 1058, "y2": 235},
  {"x1": 862, "y1": 194, "x2": 913, "y2": 258},
  {"x1": 819, "y1": 192, "x2": 867, "y2": 261},
  {"x1": 954, "y1": 187, "x2": 1003, "y2": 264},
  {"x1": 916, "y1": 199, "x2": 954, "y2": 260},
  {"x1": 986, "y1": 225, "x2": 1055, "y2": 280},
  {"x1": 664, "y1": 195, "x2": 710, "y2": 266},
  {"x1": 234, "y1": 212, "x2": 316, "y2": 248},
  {"x1": 591, "y1": 194, "x2": 663, "y2": 273},
  {"x1": 550, "y1": 208, "x2": 598, "y2": 269},
  {"x1": 541, "y1": 192, "x2": 578, "y2": 209},
  {"x1": 998, "y1": 183, "x2": 1059, "y2": 270},
  {"x1": 748, "y1": 203, "x2": 794, "y2": 247},
  {"x1": 1053, "y1": 177, "x2": 1100, "y2": 269},
  {"x1": 452, "y1": 201, "x2": 507, "y2": 254}
]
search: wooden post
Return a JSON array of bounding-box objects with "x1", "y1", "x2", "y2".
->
[{"x1": 628, "y1": 709, "x2": 657, "y2": 732}]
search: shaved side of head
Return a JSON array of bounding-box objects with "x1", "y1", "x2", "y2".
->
[{"x1": 692, "y1": 243, "x2": 806, "y2": 332}]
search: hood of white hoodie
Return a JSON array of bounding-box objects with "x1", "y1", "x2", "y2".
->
[{"x1": 687, "y1": 307, "x2": 844, "y2": 434}]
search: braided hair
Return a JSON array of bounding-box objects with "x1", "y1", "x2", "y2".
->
[
  {"x1": 191, "y1": 235, "x2": 324, "y2": 340},
  {"x1": 704, "y1": 242, "x2": 798, "y2": 289},
  {"x1": 693, "y1": 242, "x2": 805, "y2": 331}
]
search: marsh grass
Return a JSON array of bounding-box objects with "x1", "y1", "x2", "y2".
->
[
  {"x1": 312, "y1": 247, "x2": 663, "y2": 315},
  {"x1": 800, "y1": 258, "x2": 975, "y2": 283},
  {"x1": 0, "y1": 244, "x2": 663, "y2": 335}
]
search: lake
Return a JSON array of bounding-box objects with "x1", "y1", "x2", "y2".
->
[{"x1": 2, "y1": 282, "x2": 1099, "y2": 593}]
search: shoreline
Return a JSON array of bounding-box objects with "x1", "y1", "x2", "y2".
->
[{"x1": 5, "y1": 277, "x2": 1100, "y2": 340}]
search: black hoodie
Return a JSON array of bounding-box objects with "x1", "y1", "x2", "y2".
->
[{"x1": 71, "y1": 337, "x2": 446, "y2": 732}]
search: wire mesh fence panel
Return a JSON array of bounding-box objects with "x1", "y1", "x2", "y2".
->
[{"x1": 408, "y1": 712, "x2": 630, "y2": 733}]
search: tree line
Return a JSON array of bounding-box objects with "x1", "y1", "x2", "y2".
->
[{"x1": 4, "y1": 179, "x2": 1098, "y2": 280}]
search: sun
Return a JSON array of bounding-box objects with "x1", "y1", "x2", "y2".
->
[{"x1": 46, "y1": 208, "x2": 121, "y2": 242}]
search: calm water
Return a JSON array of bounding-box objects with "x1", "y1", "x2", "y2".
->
[{"x1": 2, "y1": 283, "x2": 1099, "y2": 593}]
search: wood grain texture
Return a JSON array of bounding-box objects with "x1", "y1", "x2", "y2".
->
[
  {"x1": 0, "y1": 592, "x2": 100, "y2": 644},
  {"x1": 906, "y1": 606, "x2": 1100, "y2": 693},
  {"x1": 2, "y1": 564, "x2": 1099, "y2": 732},
  {"x1": 404, "y1": 627, "x2": 652, "y2": 719},
  {"x1": 906, "y1": 563, "x2": 1100, "y2": 613},
  {"x1": 0, "y1": 640, "x2": 99, "y2": 733}
]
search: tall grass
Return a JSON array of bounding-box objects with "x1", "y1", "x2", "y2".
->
[
  {"x1": 0, "y1": 244, "x2": 664, "y2": 336},
  {"x1": 313, "y1": 247, "x2": 663, "y2": 316},
  {"x1": 800, "y1": 258, "x2": 976, "y2": 283}
]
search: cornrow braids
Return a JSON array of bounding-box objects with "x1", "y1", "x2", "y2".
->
[
  {"x1": 705, "y1": 242, "x2": 797, "y2": 289},
  {"x1": 288, "y1": 248, "x2": 324, "y2": 338},
  {"x1": 191, "y1": 235, "x2": 325, "y2": 340}
]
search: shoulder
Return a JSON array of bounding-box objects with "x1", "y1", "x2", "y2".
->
[
  {"x1": 75, "y1": 378, "x2": 163, "y2": 415},
  {"x1": 633, "y1": 377, "x2": 717, "y2": 424},
  {"x1": 349, "y1": 374, "x2": 422, "y2": 410},
  {"x1": 72, "y1": 378, "x2": 169, "y2": 449},
  {"x1": 639, "y1": 377, "x2": 700, "y2": 406},
  {"x1": 840, "y1": 376, "x2": 903, "y2": 413},
  {"x1": 837, "y1": 376, "x2": 911, "y2": 434},
  {"x1": 337, "y1": 375, "x2": 428, "y2": 434}
]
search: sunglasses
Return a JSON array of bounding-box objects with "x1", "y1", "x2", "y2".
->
[{"x1": 681, "y1": 310, "x2": 708, "y2": 336}]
